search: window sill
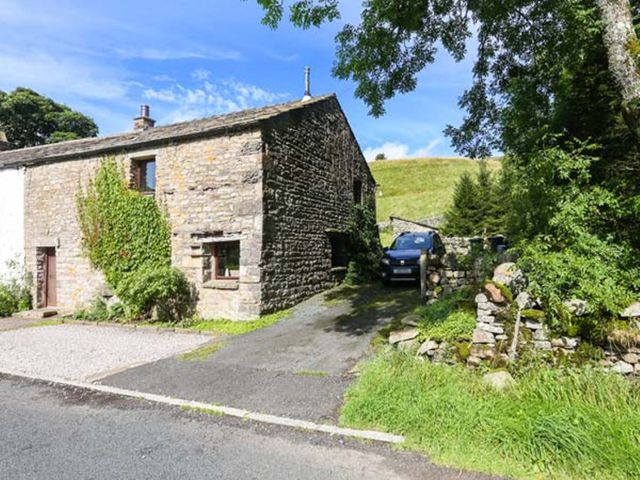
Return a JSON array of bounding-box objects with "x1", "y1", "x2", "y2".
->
[
  {"x1": 330, "y1": 267, "x2": 348, "y2": 273},
  {"x1": 203, "y1": 279, "x2": 239, "y2": 290}
]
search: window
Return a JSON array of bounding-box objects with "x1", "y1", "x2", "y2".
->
[
  {"x1": 132, "y1": 159, "x2": 156, "y2": 193},
  {"x1": 353, "y1": 179, "x2": 363, "y2": 204},
  {"x1": 203, "y1": 241, "x2": 240, "y2": 281}
]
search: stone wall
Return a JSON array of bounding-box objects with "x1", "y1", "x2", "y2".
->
[
  {"x1": 25, "y1": 158, "x2": 106, "y2": 310},
  {"x1": 24, "y1": 131, "x2": 264, "y2": 319},
  {"x1": 260, "y1": 97, "x2": 376, "y2": 312},
  {"x1": 424, "y1": 253, "x2": 479, "y2": 301}
]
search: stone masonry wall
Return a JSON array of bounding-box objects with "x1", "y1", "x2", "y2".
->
[
  {"x1": 25, "y1": 158, "x2": 106, "y2": 310},
  {"x1": 259, "y1": 98, "x2": 376, "y2": 312},
  {"x1": 24, "y1": 130, "x2": 264, "y2": 319}
]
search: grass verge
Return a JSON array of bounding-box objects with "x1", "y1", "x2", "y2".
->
[
  {"x1": 190, "y1": 309, "x2": 292, "y2": 335},
  {"x1": 340, "y1": 352, "x2": 640, "y2": 480}
]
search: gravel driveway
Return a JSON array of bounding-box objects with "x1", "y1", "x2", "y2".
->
[{"x1": 0, "y1": 324, "x2": 211, "y2": 381}]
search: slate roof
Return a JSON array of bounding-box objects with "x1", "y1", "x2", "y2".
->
[{"x1": 0, "y1": 94, "x2": 335, "y2": 168}]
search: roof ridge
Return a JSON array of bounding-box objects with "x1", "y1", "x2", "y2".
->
[{"x1": 0, "y1": 94, "x2": 336, "y2": 168}]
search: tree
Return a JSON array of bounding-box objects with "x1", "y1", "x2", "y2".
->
[
  {"x1": 442, "y1": 172, "x2": 481, "y2": 236},
  {"x1": 374, "y1": 153, "x2": 386, "y2": 160},
  {"x1": 0, "y1": 88, "x2": 98, "y2": 149},
  {"x1": 252, "y1": 1, "x2": 639, "y2": 152},
  {"x1": 595, "y1": 0, "x2": 640, "y2": 136}
]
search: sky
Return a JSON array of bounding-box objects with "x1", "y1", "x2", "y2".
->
[{"x1": 0, "y1": 0, "x2": 476, "y2": 160}]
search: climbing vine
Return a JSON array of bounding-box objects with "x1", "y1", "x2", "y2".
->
[
  {"x1": 76, "y1": 157, "x2": 171, "y2": 290},
  {"x1": 345, "y1": 203, "x2": 383, "y2": 284}
]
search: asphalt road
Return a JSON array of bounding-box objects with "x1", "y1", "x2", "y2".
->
[{"x1": 0, "y1": 374, "x2": 496, "y2": 480}]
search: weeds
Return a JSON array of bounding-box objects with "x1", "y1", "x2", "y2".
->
[{"x1": 341, "y1": 352, "x2": 640, "y2": 480}]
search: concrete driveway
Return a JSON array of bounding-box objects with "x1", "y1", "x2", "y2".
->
[{"x1": 101, "y1": 285, "x2": 418, "y2": 422}]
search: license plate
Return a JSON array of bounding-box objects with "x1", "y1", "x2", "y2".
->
[{"x1": 393, "y1": 268, "x2": 412, "y2": 274}]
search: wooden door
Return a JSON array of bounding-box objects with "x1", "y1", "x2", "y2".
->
[{"x1": 44, "y1": 248, "x2": 57, "y2": 307}]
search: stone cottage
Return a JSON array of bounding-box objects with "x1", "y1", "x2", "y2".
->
[{"x1": 0, "y1": 94, "x2": 375, "y2": 320}]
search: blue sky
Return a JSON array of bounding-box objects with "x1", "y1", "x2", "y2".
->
[{"x1": 0, "y1": 0, "x2": 475, "y2": 159}]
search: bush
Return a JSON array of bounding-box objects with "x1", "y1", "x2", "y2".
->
[
  {"x1": 0, "y1": 285, "x2": 18, "y2": 317},
  {"x1": 345, "y1": 203, "x2": 383, "y2": 284},
  {"x1": 116, "y1": 266, "x2": 197, "y2": 323},
  {"x1": 0, "y1": 258, "x2": 32, "y2": 315},
  {"x1": 73, "y1": 297, "x2": 124, "y2": 322}
]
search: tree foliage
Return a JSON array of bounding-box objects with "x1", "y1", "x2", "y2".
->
[
  {"x1": 442, "y1": 161, "x2": 504, "y2": 236},
  {"x1": 255, "y1": 0, "x2": 640, "y2": 324},
  {"x1": 345, "y1": 203, "x2": 383, "y2": 284},
  {"x1": 0, "y1": 87, "x2": 98, "y2": 149}
]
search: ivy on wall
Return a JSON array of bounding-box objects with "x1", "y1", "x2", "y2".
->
[
  {"x1": 76, "y1": 158, "x2": 171, "y2": 290},
  {"x1": 345, "y1": 203, "x2": 383, "y2": 284}
]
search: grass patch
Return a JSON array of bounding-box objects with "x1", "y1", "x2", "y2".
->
[
  {"x1": 188, "y1": 309, "x2": 292, "y2": 335},
  {"x1": 415, "y1": 288, "x2": 477, "y2": 342},
  {"x1": 178, "y1": 341, "x2": 226, "y2": 361},
  {"x1": 370, "y1": 157, "x2": 501, "y2": 223},
  {"x1": 296, "y1": 370, "x2": 330, "y2": 377},
  {"x1": 179, "y1": 405, "x2": 223, "y2": 417},
  {"x1": 341, "y1": 353, "x2": 640, "y2": 480}
]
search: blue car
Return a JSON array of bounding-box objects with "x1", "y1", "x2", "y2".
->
[{"x1": 380, "y1": 231, "x2": 445, "y2": 285}]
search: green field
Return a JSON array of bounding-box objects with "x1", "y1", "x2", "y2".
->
[{"x1": 369, "y1": 157, "x2": 501, "y2": 223}]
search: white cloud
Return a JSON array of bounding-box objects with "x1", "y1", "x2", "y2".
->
[
  {"x1": 363, "y1": 139, "x2": 444, "y2": 161},
  {"x1": 191, "y1": 69, "x2": 211, "y2": 81},
  {"x1": 0, "y1": 46, "x2": 129, "y2": 102},
  {"x1": 142, "y1": 76, "x2": 290, "y2": 125},
  {"x1": 116, "y1": 47, "x2": 242, "y2": 61}
]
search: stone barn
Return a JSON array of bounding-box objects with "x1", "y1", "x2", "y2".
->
[{"x1": 0, "y1": 94, "x2": 375, "y2": 320}]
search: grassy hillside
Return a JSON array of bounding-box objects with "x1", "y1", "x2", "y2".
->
[{"x1": 369, "y1": 157, "x2": 501, "y2": 223}]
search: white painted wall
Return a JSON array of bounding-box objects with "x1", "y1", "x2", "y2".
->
[{"x1": 0, "y1": 168, "x2": 24, "y2": 278}]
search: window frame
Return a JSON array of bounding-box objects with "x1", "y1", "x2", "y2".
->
[
  {"x1": 132, "y1": 157, "x2": 157, "y2": 194},
  {"x1": 211, "y1": 241, "x2": 240, "y2": 281}
]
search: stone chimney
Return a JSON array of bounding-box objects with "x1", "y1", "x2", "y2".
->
[
  {"x1": 133, "y1": 104, "x2": 156, "y2": 131},
  {"x1": 0, "y1": 131, "x2": 10, "y2": 151}
]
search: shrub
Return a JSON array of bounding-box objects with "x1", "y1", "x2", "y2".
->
[
  {"x1": 73, "y1": 296, "x2": 124, "y2": 322},
  {"x1": 116, "y1": 266, "x2": 197, "y2": 323},
  {"x1": 0, "y1": 285, "x2": 18, "y2": 317},
  {"x1": 345, "y1": 203, "x2": 383, "y2": 284}
]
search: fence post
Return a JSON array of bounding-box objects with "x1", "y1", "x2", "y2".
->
[{"x1": 420, "y1": 248, "x2": 428, "y2": 305}]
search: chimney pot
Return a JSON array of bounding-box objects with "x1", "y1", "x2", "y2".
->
[
  {"x1": 134, "y1": 105, "x2": 155, "y2": 131},
  {"x1": 302, "y1": 66, "x2": 312, "y2": 101}
]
